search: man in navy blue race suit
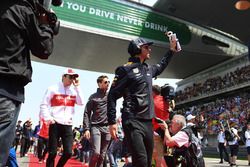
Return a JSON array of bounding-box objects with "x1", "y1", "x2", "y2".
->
[{"x1": 107, "y1": 33, "x2": 180, "y2": 167}]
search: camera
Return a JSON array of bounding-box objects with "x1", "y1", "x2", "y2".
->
[
  {"x1": 155, "y1": 117, "x2": 164, "y2": 124},
  {"x1": 154, "y1": 117, "x2": 171, "y2": 139},
  {"x1": 161, "y1": 84, "x2": 175, "y2": 100},
  {"x1": 34, "y1": 0, "x2": 63, "y2": 35},
  {"x1": 69, "y1": 75, "x2": 78, "y2": 80},
  {"x1": 37, "y1": 0, "x2": 62, "y2": 10}
]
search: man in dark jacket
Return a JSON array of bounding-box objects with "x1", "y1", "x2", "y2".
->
[
  {"x1": 14, "y1": 120, "x2": 23, "y2": 151},
  {"x1": 0, "y1": 0, "x2": 55, "y2": 165},
  {"x1": 107, "y1": 33, "x2": 180, "y2": 167},
  {"x1": 83, "y1": 75, "x2": 111, "y2": 167},
  {"x1": 20, "y1": 119, "x2": 33, "y2": 157}
]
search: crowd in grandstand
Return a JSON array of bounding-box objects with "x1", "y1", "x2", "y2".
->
[
  {"x1": 175, "y1": 64, "x2": 250, "y2": 102},
  {"x1": 176, "y1": 92, "x2": 249, "y2": 135},
  {"x1": 174, "y1": 63, "x2": 250, "y2": 136}
]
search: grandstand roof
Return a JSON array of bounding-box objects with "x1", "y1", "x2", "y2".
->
[
  {"x1": 151, "y1": 0, "x2": 250, "y2": 79},
  {"x1": 153, "y1": 0, "x2": 250, "y2": 46}
]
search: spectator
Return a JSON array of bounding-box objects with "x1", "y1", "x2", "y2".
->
[
  {"x1": 20, "y1": 119, "x2": 33, "y2": 157},
  {"x1": 40, "y1": 68, "x2": 84, "y2": 167},
  {"x1": 14, "y1": 120, "x2": 23, "y2": 151},
  {"x1": 120, "y1": 136, "x2": 132, "y2": 166},
  {"x1": 107, "y1": 33, "x2": 179, "y2": 167},
  {"x1": 37, "y1": 119, "x2": 49, "y2": 164},
  {"x1": 107, "y1": 117, "x2": 124, "y2": 167},
  {"x1": 80, "y1": 135, "x2": 91, "y2": 167},
  {"x1": 186, "y1": 114, "x2": 205, "y2": 139},
  {"x1": 227, "y1": 124, "x2": 240, "y2": 166},
  {"x1": 72, "y1": 127, "x2": 81, "y2": 160},
  {"x1": 245, "y1": 122, "x2": 250, "y2": 165},
  {"x1": 0, "y1": 0, "x2": 54, "y2": 164},
  {"x1": 33, "y1": 121, "x2": 41, "y2": 156},
  {"x1": 217, "y1": 125, "x2": 229, "y2": 163},
  {"x1": 83, "y1": 75, "x2": 111, "y2": 167}
]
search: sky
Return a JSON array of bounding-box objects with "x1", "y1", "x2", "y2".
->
[{"x1": 18, "y1": 61, "x2": 180, "y2": 128}]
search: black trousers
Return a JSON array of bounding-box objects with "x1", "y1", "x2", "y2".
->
[
  {"x1": 20, "y1": 137, "x2": 31, "y2": 157},
  {"x1": 122, "y1": 119, "x2": 153, "y2": 167},
  {"x1": 14, "y1": 138, "x2": 20, "y2": 151},
  {"x1": 46, "y1": 123, "x2": 73, "y2": 167},
  {"x1": 37, "y1": 136, "x2": 49, "y2": 161},
  {"x1": 218, "y1": 143, "x2": 229, "y2": 162}
]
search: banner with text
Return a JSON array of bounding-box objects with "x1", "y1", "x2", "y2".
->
[{"x1": 53, "y1": 0, "x2": 191, "y2": 44}]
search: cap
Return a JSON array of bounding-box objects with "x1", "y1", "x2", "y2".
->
[
  {"x1": 128, "y1": 38, "x2": 153, "y2": 56},
  {"x1": 186, "y1": 114, "x2": 196, "y2": 121},
  {"x1": 134, "y1": 38, "x2": 153, "y2": 47},
  {"x1": 63, "y1": 68, "x2": 79, "y2": 77}
]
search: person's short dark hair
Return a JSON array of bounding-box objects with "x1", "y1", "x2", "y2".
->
[
  {"x1": 152, "y1": 85, "x2": 161, "y2": 95},
  {"x1": 97, "y1": 75, "x2": 108, "y2": 83}
]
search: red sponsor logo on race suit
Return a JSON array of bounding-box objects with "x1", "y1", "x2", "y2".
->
[{"x1": 51, "y1": 94, "x2": 76, "y2": 107}]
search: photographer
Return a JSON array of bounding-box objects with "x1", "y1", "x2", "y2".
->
[
  {"x1": 0, "y1": 0, "x2": 60, "y2": 165},
  {"x1": 40, "y1": 68, "x2": 84, "y2": 166},
  {"x1": 152, "y1": 84, "x2": 175, "y2": 167}
]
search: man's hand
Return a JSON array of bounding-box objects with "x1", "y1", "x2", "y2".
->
[
  {"x1": 159, "y1": 121, "x2": 168, "y2": 131},
  {"x1": 73, "y1": 77, "x2": 80, "y2": 86},
  {"x1": 83, "y1": 130, "x2": 90, "y2": 140},
  {"x1": 109, "y1": 124, "x2": 118, "y2": 140},
  {"x1": 165, "y1": 31, "x2": 181, "y2": 52},
  {"x1": 47, "y1": 119, "x2": 55, "y2": 125}
]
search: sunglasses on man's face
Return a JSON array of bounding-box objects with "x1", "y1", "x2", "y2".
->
[
  {"x1": 103, "y1": 81, "x2": 110, "y2": 84},
  {"x1": 142, "y1": 45, "x2": 150, "y2": 50},
  {"x1": 67, "y1": 75, "x2": 77, "y2": 80}
]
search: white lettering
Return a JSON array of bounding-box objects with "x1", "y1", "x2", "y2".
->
[
  {"x1": 79, "y1": 5, "x2": 87, "y2": 13},
  {"x1": 144, "y1": 22, "x2": 168, "y2": 32},
  {"x1": 89, "y1": 7, "x2": 95, "y2": 14},
  {"x1": 117, "y1": 14, "x2": 124, "y2": 22},
  {"x1": 137, "y1": 20, "x2": 143, "y2": 26},
  {"x1": 145, "y1": 22, "x2": 150, "y2": 28},
  {"x1": 66, "y1": 2, "x2": 87, "y2": 13},
  {"x1": 89, "y1": 8, "x2": 115, "y2": 19},
  {"x1": 66, "y1": 4, "x2": 167, "y2": 32},
  {"x1": 66, "y1": 2, "x2": 72, "y2": 9},
  {"x1": 116, "y1": 14, "x2": 143, "y2": 26},
  {"x1": 72, "y1": 3, "x2": 78, "y2": 11}
]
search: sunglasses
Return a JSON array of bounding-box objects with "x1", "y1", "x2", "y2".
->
[
  {"x1": 142, "y1": 45, "x2": 150, "y2": 50},
  {"x1": 67, "y1": 75, "x2": 77, "y2": 80},
  {"x1": 103, "y1": 81, "x2": 110, "y2": 84}
]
